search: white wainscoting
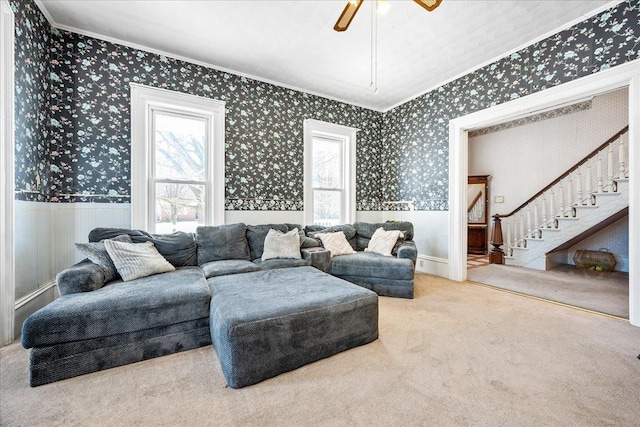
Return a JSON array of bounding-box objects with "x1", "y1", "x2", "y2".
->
[
  {"x1": 15, "y1": 201, "x2": 55, "y2": 301},
  {"x1": 52, "y1": 203, "x2": 132, "y2": 268}
]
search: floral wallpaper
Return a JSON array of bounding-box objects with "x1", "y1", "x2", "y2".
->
[
  {"x1": 12, "y1": 0, "x2": 383, "y2": 209},
  {"x1": 46, "y1": 34, "x2": 384, "y2": 208},
  {"x1": 12, "y1": 0, "x2": 50, "y2": 202},
  {"x1": 382, "y1": 0, "x2": 640, "y2": 211},
  {"x1": 12, "y1": 0, "x2": 640, "y2": 211}
]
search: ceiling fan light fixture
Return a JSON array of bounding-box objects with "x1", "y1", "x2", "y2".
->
[
  {"x1": 334, "y1": 0, "x2": 364, "y2": 32},
  {"x1": 413, "y1": 0, "x2": 443, "y2": 12}
]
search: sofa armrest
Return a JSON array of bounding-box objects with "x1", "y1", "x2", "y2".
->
[
  {"x1": 56, "y1": 259, "x2": 106, "y2": 296},
  {"x1": 301, "y1": 247, "x2": 331, "y2": 274},
  {"x1": 396, "y1": 241, "x2": 418, "y2": 265}
]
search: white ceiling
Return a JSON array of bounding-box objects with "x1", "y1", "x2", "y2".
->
[{"x1": 37, "y1": 0, "x2": 616, "y2": 112}]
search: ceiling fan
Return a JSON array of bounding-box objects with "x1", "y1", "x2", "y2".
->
[{"x1": 334, "y1": 0, "x2": 443, "y2": 32}]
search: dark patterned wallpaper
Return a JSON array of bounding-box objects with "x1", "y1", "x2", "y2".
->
[
  {"x1": 12, "y1": 0, "x2": 50, "y2": 202},
  {"x1": 47, "y1": 31, "x2": 384, "y2": 208},
  {"x1": 12, "y1": 0, "x2": 383, "y2": 209},
  {"x1": 382, "y1": 0, "x2": 640, "y2": 211},
  {"x1": 12, "y1": 0, "x2": 639, "y2": 211}
]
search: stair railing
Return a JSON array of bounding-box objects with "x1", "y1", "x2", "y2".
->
[{"x1": 490, "y1": 125, "x2": 629, "y2": 261}]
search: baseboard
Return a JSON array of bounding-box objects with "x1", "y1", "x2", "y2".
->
[
  {"x1": 14, "y1": 281, "x2": 58, "y2": 339},
  {"x1": 415, "y1": 254, "x2": 449, "y2": 278},
  {"x1": 548, "y1": 250, "x2": 629, "y2": 273}
]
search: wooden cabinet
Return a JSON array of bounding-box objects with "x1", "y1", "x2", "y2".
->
[{"x1": 467, "y1": 175, "x2": 489, "y2": 255}]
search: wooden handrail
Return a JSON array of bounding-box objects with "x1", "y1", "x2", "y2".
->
[{"x1": 496, "y1": 125, "x2": 628, "y2": 219}]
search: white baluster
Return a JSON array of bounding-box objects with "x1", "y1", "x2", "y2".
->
[
  {"x1": 597, "y1": 153, "x2": 603, "y2": 193},
  {"x1": 549, "y1": 189, "x2": 556, "y2": 222},
  {"x1": 558, "y1": 183, "x2": 565, "y2": 217},
  {"x1": 533, "y1": 203, "x2": 540, "y2": 238},
  {"x1": 519, "y1": 212, "x2": 525, "y2": 247},
  {"x1": 586, "y1": 162, "x2": 593, "y2": 204},
  {"x1": 542, "y1": 194, "x2": 548, "y2": 228},
  {"x1": 506, "y1": 217, "x2": 511, "y2": 256},
  {"x1": 618, "y1": 136, "x2": 626, "y2": 178},
  {"x1": 568, "y1": 174, "x2": 574, "y2": 211},
  {"x1": 511, "y1": 217, "x2": 517, "y2": 250},
  {"x1": 526, "y1": 208, "x2": 532, "y2": 238},
  {"x1": 607, "y1": 142, "x2": 614, "y2": 192},
  {"x1": 576, "y1": 165, "x2": 584, "y2": 206}
]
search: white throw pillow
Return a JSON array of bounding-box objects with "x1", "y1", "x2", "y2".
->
[
  {"x1": 365, "y1": 227, "x2": 405, "y2": 257},
  {"x1": 262, "y1": 228, "x2": 302, "y2": 261},
  {"x1": 104, "y1": 240, "x2": 175, "y2": 281},
  {"x1": 315, "y1": 231, "x2": 356, "y2": 257}
]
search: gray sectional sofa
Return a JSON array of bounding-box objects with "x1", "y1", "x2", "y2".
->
[
  {"x1": 306, "y1": 221, "x2": 417, "y2": 298},
  {"x1": 21, "y1": 221, "x2": 415, "y2": 387}
]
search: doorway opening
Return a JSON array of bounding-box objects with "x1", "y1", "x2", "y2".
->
[{"x1": 448, "y1": 60, "x2": 640, "y2": 326}]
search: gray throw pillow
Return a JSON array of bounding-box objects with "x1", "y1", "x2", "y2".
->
[
  {"x1": 75, "y1": 234, "x2": 133, "y2": 282},
  {"x1": 104, "y1": 240, "x2": 175, "y2": 282},
  {"x1": 195, "y1": 223, "x2": 251, "y2": 264}
]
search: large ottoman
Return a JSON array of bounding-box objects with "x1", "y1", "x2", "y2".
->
[{"x1": 207, "y1": 266, "x2": 379, "y2": 388}]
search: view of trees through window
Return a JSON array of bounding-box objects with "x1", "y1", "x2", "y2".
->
[
  {"x1": 312, "y1": 138, "x2": 343, "y2": 226},
  {"x1": 153, "y1": 112, "x2": 207, "y2": 233}
]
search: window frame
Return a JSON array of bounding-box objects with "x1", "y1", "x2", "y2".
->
[
  {"x1": 303, "y1": 119, "x2": 357, "y2": 226},
  {"x1": 130, "y1": 84, "x2": 225, "y2": 231}
]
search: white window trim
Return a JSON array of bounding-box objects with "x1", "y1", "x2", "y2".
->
[
  {"x1": 303, "y1": 119, "x2": 357, "y2": 226},
  {"x1": 0, "y1": 0, "x2": 14, "y2": 346},
  {"x1": 130, "y1": 83, "x2": 225, "y2": 230}
]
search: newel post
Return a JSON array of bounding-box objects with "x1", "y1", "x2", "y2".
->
[{"x1": 489, "y1": 214, "x2": 504, "y2": 264}]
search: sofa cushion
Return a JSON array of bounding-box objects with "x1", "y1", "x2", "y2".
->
[
  {"x1": 201, "y1": 260, "x2": 262, "y2": 279},
  {"x1": 331, "y1": 252, "x2": 414, "y2": 281},
  {"x1": 89, "y1": 228, "x2": 197, "y2": 267},
  {"x1": 253, "y1": 258, "x2": 310, "y2": 270},
  {"x1": 75, "y1": 234, "x2": 133, "y2": 283},
  {"x1": 22, "y1": 267, "x2": 210, "y2": 348},
  {"x1": 55, "y1": 260, "x2": 106, "y2": 296},
  {"x1": 353, "y1": 222, "x2": 414, "y2": 252},
  {"x1": 306, "y1": 224, "x2": 357, "y2": 250},
  {"x1": 105, "y1": 240, "x2": 175, "y2": 281},
  {"x1": 246, "y1": 224, "x2": 289, "y2": 260},
  {"x1": 262, "y1": 228, "x2": 302, "y2": 261},
  {"x1": 196, "y1": 223, "x2": 251, "y2": 264},
  {"x1": 315, "y1": 231, "x2": 356, "y2": 257},
  {"x1": 132, "y1": 232, "x2": 197, "y2": 267},
  {"x1": 365, "y1": 227, "x2": 405, "y2": 257}
]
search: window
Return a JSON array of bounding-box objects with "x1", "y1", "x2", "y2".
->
[
  {"x1": 131, "y1": 84, "x2": 225, "y2": 232},
  {"x1": 303, "y1": 119, "x2": 357, "y2": 226}
]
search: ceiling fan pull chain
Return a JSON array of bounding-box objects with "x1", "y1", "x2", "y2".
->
[{"x1": 370, "y1": 0, "x2": 378, "y2": 94}]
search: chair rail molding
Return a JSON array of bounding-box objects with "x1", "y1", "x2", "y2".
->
[
  {"x1": 1, "y1": 0, "x2": 15, "y2": 346},
  {"x1": 449, "y1": 59, "x2": 640, "y2": 327}
]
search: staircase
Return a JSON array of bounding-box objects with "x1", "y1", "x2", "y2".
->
[{"x1": 492, "y1": 126, "x2": 629, "y2": 271}]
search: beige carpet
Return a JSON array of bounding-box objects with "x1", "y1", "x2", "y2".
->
[
  {"x1": 467, "y1": 264, "x2": 629, "y2": 318},
  {"x1": 2, "y1": 274, "x2": 639, "y2": 426}
]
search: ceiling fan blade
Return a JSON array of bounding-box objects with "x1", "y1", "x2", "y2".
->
[
  {"x1": 414, "y1": 0, "x2": 443, "y2": 12},
  {"x1": 334, "y1": 0, "x2": 364, "y2": 32}
]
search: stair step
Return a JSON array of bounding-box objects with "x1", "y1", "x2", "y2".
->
[
  {"x1": 574, "y1": 204, "x2": 598, "y2": 209},
  {"x1": 593, "y1": 191, "x2": 621, "y2": 198},
  {"x1": 511, "y1": 246, "x2": 529, "y2": 252},
  {"x1": 556, "y1": 216, "x2": 579, "y2": 221}
]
